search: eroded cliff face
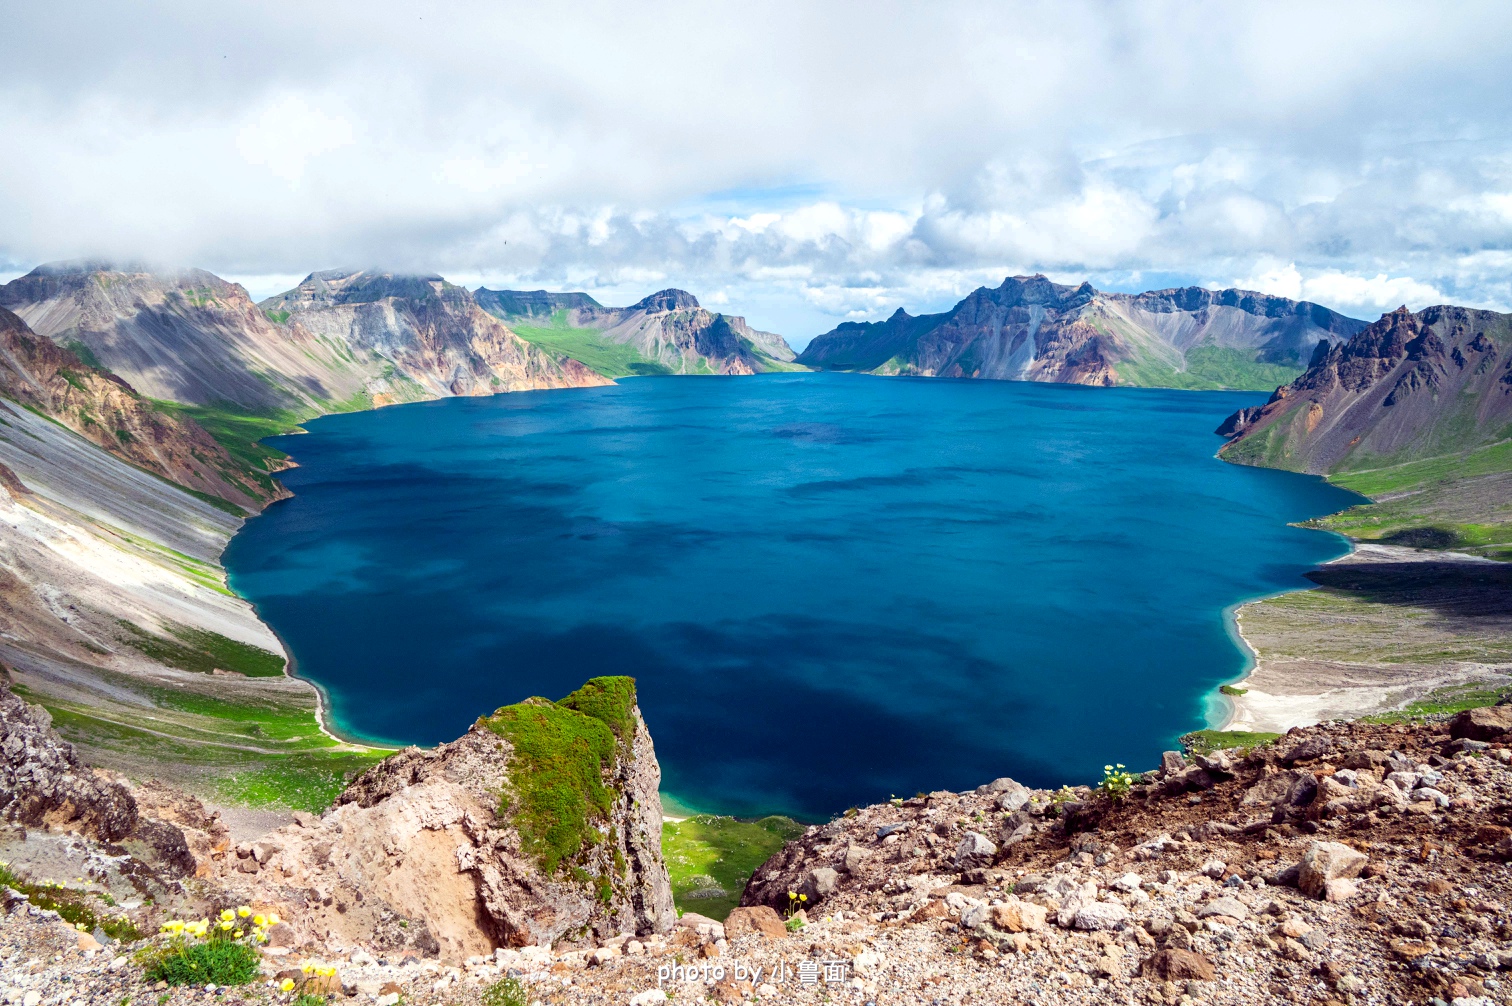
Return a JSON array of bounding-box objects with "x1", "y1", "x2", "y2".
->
[
  {"x1": 209, "y1": 677, "x2": 674, "y2": 957},
  {"x1": 0, "y1": 263, "x2": 611, "y2": 416},
  {"x1": 0, "y1": 307, "x2": 276, "y2": 511},
  {"x1": 1218, "y1": 305, "x2": 1512, "y2": 473},
  {"x1": 0, "y1": 677, "x2": 136, "y2": 841},
  {"x1": 797, "y1": 276, "x2": 1366, "y2": 389},
  {"x1": 262, "y1": 271, "x2": 610, "y2": 401},
  {"x1": 0, "y1": 264, "x2": 371, "y2": 414}
]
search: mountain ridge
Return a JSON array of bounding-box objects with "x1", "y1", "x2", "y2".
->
[
  {"x1": 475, "y1": 285, "x2": 798, "y2": 377},
  {"x1": 797, "y1": 275, "x2": 1368, "y2": 391},
  {"x1": 1218, "y1": 303, "x2": 1512, "y2": 476}
]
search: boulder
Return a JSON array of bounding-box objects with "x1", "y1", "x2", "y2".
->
[
  {"x1": 1323, "y1": 878, "x2": 1358, "y2": 902},
  {"x1": 985, "y1": 777, "x2": 1032, "y2": 812},
  {"x1": 1281, "y1": 735, "x2": 1334, "y2": 764},
  {"x1": 1297, "y1": 841, "x2": 1368, "y2": 899},
  {"x1": 909, "y1": 900, "x2": 948, "y2": 923},
  {"x1": 1450, "y1": 705, "x2": 1512, "y2": 741},
  {"x1": 990, "y1": 898, "x2": 1047, "y2": 933},
  {"x1": 953, "y1": 831, "x2": 998, "y2": 869},
  {"x1": 1197, "y1": 897, "x2": 1248, "y2": 921},
  {"x1": 799, "y1": 867, "x2": 840, "y2": 903},
  {"x1": 1072, "y1": 902, "x2": 1130, "y2": 931},
  {"x1": 722, "y1": 907, "x2": 786, "y2": 940},
  {"x1": 1140, "y1": 948, "x2": 1216, "y2": 981}
]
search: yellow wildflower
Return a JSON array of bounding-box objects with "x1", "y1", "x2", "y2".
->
[
  {"x1": 268, "y1": 912, "x2": 281, "y2": 926},
  {"x1": 253, "y1": 914, "x2": 267, "y2": 927},
  {"x1": 238, "y1": 905, "x2": 251, "y2": 917},
  {"x1": 220, "y1": 909, "x2": 235, "y2": 922},
  {"x1": 279, "y1": 979, "x2": 294, "y2": 992}
]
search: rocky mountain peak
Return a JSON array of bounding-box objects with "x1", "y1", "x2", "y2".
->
[
  {"x1": 630, "y1": 289, "x2": 700, "y2": 313},
  {"x1": 1218, "y1": 302, "x2": 1511, "y2": 472}
]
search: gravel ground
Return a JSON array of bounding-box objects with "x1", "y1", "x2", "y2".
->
[{"x1": 8, "y1": 715, "x2": 1512, "y2": 1006}]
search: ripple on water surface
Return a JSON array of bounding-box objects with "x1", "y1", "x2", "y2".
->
[{"x1": 223, "y1": 373, "x2": 1359, "y2": 819}]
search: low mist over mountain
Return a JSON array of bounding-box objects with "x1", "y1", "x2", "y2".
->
[
  {"x1": 798, "y1": 276, "x2": 1367, "y2": 391},
  {"x1": 475, "y1": 287, "x2": 798, "y2": 378}
]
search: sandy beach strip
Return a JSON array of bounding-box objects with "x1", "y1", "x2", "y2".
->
[{"x1": 1219, "y1": 542, "x2": 1512, "y2": 733}]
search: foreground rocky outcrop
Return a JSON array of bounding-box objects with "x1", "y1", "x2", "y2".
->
[
  {"x1": 0, "y1": 675, "x2": 673, "y2": 961},
  {"x1": 0, "y1": 675, "x2": 135, "y2": 841},
  {"x1": 14, "y1": 708, "x2": 1512, "y2": 1006},
  {"x1": 204, "y1": 677, "x2": 674, "y2": 958},
  {"x1": 729, "y1": 714, "x2": 1512, "y2": 1004},
  {"x1": 797, "y1": 277, "x2": 1365, "y2": 389}
]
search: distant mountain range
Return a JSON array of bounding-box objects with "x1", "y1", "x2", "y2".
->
[
  {"x1": 474, "y1": 287, "x2": 799, "y2": 378},
  {"x1": 797, "y1": 275, "x2": 1368, "y2": 391},
  {"x1": 0, "y1": 264, "x2": 608, "y2": 416}
]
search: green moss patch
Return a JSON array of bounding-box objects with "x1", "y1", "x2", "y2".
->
[
  {"x1": 481, "y1": 676, "x2": 638, "y2": 875},
  {"x1": 557, "y1": 675, "x2": 638, "y2": 746},
  {"x1": 1116, "y1": 345, "x2": 1303, "y2": 391},
  {"x1": 1328, "y1": 439, "x2": 1512, "y2": 497},
  {"x1": 509, "y1": 325, "x2": 673, "y2": 378},
  {"x1": 215, "y1": 753, "x2": 387, "y2": 811}
]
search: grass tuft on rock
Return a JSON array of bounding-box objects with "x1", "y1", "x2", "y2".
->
[
  {"x1": 557, "y1": 675, "x2": 639, "y2": 747},
  {"x1": 481, "y1": 676, "x2": 637, "y2": 875},
  {"x1": 1181, "y1": 729, "x2": 1280, "y2": 755}
]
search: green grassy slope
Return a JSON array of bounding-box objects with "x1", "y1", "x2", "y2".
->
[
  {"x1": 13, "y1": 674, "x2": 387, "y2": 812},
  {"x1": 1115, "y1": 345, "x2": 1304, "y2": 391},
  {"x1": 509, "y1": 325, "x2": 673, "y2": 378},
  {"x1": 662, "y1": 813, "x2": 805, "y2": 920},
  {"x1": 1302, "y1": 441, "x2": 1512, "y2": 560}
]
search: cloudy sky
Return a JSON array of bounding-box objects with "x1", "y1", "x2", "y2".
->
[{"x1": 4, "y1": 1, "x2": 1512, "y2": 344}]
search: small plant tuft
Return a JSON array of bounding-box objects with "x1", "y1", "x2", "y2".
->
[
  {"x1": 138, "y1": 907, "x2": 276, "y2": 987},
  {"x1": 1098, "y1": 763, "x2": 1135, "y2": 802},
  {"x1": 482, "y1": 976, "x2": 528, "y2": 1006}
]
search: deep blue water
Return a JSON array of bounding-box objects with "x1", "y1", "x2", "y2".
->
[{"x1": 224, "y1": 373, "x2": 1360, "y2": 820}]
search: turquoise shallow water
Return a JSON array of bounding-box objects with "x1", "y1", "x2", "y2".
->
[{"x1": 224, "y1": 373, "x2": 1360, "y2": 819}]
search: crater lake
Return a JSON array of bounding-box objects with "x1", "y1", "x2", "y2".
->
[{"x1": 223, "y1": 373, "x2": 1360, "y2": 819}]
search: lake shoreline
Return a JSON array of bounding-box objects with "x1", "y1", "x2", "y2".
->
[{"x1": 1220, "y1": 541, "x2": 1511, "y2": 732}]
